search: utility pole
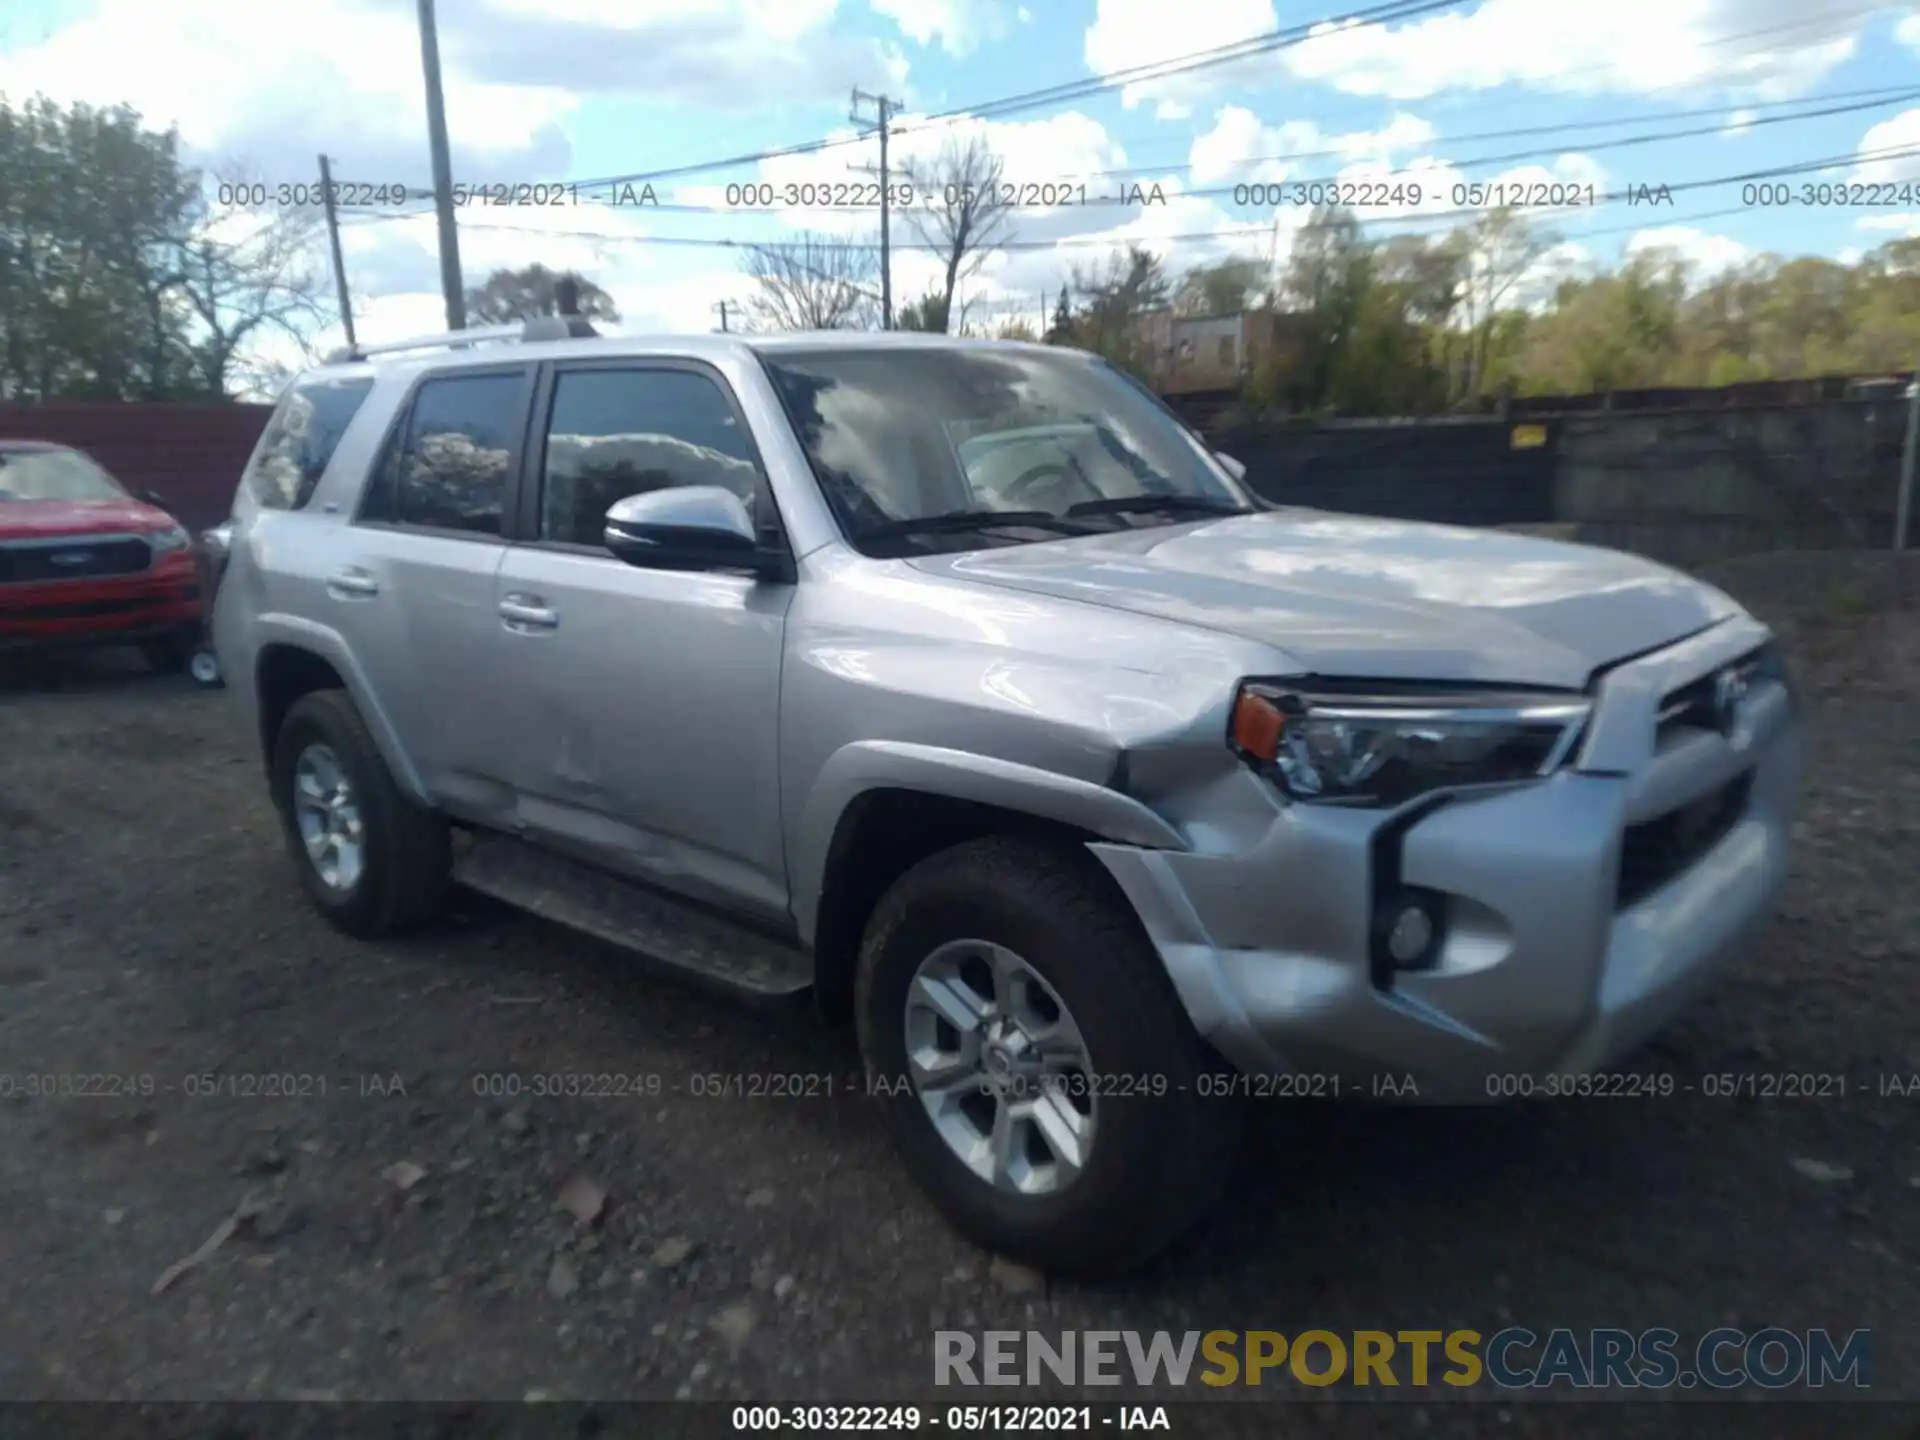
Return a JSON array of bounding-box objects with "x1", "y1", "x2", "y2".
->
[
  {"x1": 849, "y1": 89, "x2": 899, "y2": 329},
  {"x1": 416, "y1": 0, "x2": 465, "y2": 330},
  {"x1": 714, "y1": 299, "x2": 732, "y2": 333},
  {"x1": 317, "y1": 154, "x2": 356, "y2": 348},
  {"x1": 1897, "y1": 358, "x2": 1919, "y2": 551}
]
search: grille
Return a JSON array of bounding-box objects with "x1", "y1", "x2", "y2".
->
[
  {"x1": 1, "y1": 596, "x2": 167, "y2": 621},
  {"x1": 1655, "y1": 646, "x2": 1768, "y2": 744},
  {"x1": 1617, "y1": 772, "x2": 1753, "y2": 908},
  {"x1": 0, "y1": 537, "x2": 153, "y2": 584}
]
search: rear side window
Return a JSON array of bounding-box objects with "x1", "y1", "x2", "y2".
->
[
  {"x1": 244, "y1": 376, "x2": 375, "y2": 510},
  {"x1": 370, "y1": 372, "x2": 525, "y2": 536}
]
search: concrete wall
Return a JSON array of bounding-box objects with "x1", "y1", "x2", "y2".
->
[
  {"x1": 1553, "y1": 401, "x2": 1908, "y2": 569},
  {"x1": 1226, "y1": 400, "x2": 1912, "y2": 568}
]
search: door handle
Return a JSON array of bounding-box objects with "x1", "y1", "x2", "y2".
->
[
  {"x1": 499, "y1": 594, "x2": 559, "y2": 630},
  {"x1": 326, "y1": 567, "x2": 379, "y2": 598}
]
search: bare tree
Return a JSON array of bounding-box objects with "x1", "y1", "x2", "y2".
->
[
  {"x1": 1457, "y1": 207, "x2": 1555, "y2": 398},
  {"x1": 740, "y1": 233, "x2": 878, "y2": 331},
  {"x1": 165, "y1": 165, "x2": 329, "y2": 396},
  {"x1": 899, "y1": 136, "x2": 1014, "y2": 334}
]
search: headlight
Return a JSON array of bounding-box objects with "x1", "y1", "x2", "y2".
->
[
  {"x1": 147, "y1": 525, "x2": 191, "y2": 553},
  {"x1": 1228, "y1": 681, "x2": 1591, "y2": 807}
]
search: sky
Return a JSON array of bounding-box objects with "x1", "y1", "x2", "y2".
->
[{"x1": 4, "y1": 0, "x2": 1920, "y2": 373}]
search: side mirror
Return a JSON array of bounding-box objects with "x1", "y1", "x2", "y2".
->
[
  {"x1": 604, "y1": 487, "x2": 761, "y2": 574},
  {"x1": 139, "y1": 487, "x2": 172, "y2": 510},
  {"x1": 1213, "y1": 452, "x2": 1247, "y2": 482}
]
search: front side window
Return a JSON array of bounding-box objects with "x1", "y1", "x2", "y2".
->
[
  {"x1": 758, "y1": 346, "x2": 1253, "y2": 557},
  {"x1": 0, "y1": 447, "x2": 127, "y2": 502},
  {"x1": 245, "y1": 376, "x2": 374, "y2": 510},
  {"x1": 388, "y1": 372, "x2": 525, "y2": 536},
  {"x1": 538, "y1": 368, "x2": 761, "y2": 548}
]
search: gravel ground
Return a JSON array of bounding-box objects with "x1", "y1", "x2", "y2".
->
[{"x1": 0, "y1": 552, "x2": 1917, "y2": 1438}]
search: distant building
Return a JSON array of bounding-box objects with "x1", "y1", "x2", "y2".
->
[{"x1": 1134, "y1": 309, "x2": 1293, "y2": 395}]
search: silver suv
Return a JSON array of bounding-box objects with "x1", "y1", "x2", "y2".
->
[{"x1": 215, "y1": 320, "x2": 1800, "y2": 1274}]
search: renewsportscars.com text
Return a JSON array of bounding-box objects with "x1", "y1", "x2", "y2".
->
[{"x1": 934, "y1": 1328, "x2": 1871, "y2": 1391}]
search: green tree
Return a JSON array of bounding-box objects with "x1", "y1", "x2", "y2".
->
[
  {"x1": 1045, "y1": 285, "x2": 1071, "y2": 343},
  {"x1": 465, "y1": 264, "x2": 621, "y2": 324},
  {"x1": 0, "y1": 94, "x2": 200, "y2": 399},
  {"x1": 896, "y1": 290, "x2": 951, "y2": 332},
  {"x1": 1065, "y1": 245, "x2": 1168, "y2": 377},
  {"x1": 1173, "y1": 256, "x2": 1268, "y2": 317}
]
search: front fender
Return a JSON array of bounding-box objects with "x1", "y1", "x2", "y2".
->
[
  {"x1": 789, "y1": 738, "x2": 1188, "y2": 945},
  {"x1": 251, "y1": 612, "x2": 430, "y2": 804}
]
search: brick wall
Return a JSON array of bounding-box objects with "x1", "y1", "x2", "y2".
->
[{"x1": 0, "y1": 403, "x2": 273, "y2": 533}]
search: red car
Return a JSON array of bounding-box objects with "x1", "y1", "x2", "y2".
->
[{"x1": 0, "y1": 440, "x2": 204, "y2": 670}]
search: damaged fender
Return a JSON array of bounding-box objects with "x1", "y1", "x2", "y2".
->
[{"x1": 787, "y1": 739, "x2": 1190, "y2": 947}]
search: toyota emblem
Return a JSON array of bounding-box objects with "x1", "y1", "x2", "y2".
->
[{"x1": 1710, "y1": 666, "x2": 1749, "y2": 730}]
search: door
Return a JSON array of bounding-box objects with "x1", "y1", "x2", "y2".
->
[
  {"x1": 332, "y1": 365, "x2": 533, "y2": 819},
  {"x1": 493, "y1": 361, "x2": 795, "y2": 922}
]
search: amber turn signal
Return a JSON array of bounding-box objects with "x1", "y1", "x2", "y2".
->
[{"x1": 1230, "y1": 688, "x2": 1285, "y2": 762}]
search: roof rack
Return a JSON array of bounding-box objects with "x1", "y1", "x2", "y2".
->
[{"x1": 323, "y1": 314, "x2": 599, "y2": 365}]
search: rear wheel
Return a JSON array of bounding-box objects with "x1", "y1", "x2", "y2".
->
[
  {"x1": 855, "y1": 835, "x2": 1241, "y2": 1275},
  {"x1": 270, "y1": 689, "x2": 450, "y2": 937}
]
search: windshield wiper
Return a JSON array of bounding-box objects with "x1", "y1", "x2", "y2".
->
[
  {"x1": 1066, "y1": 494, "x2": 1248, "y2": 519},
  {"x1": 860, "y1": 509, "x2": 1100, "y2": 541}
]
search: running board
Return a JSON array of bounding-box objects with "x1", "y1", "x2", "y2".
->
[{"x1": 451, "y1": 833, "x2": 813, "y2": 1000}]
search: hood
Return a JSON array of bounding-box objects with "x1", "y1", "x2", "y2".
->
[
  {"x1": 0, "y1": 497, "x2": 174, "y2": 540},
  {"x1": 905, "y1": 510, "x2": 1741, "y2": 690}
]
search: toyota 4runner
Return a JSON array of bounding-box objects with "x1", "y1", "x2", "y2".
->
[{"x1": 214, "y1": 319, "x2": 1800, "y2": 1274}]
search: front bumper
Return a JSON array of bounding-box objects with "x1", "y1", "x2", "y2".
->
[
  {"x1": 0, "y1": 555, "x2": 202, "y2": 652},
  {"x1": 1093, "y1": 615, "x2": 1801, "y2": 1102}
]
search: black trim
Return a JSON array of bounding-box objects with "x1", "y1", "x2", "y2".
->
[
  {"x1": 1366, "y1": 795, "x2": 1453, "y2": 992},
  {"x1": 515, "y1": 356, "x2": 796, "y2": 580}
]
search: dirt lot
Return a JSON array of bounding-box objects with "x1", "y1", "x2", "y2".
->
[{"x1": 0, "y1": 552, "x2": 1917, "y2": 1436}]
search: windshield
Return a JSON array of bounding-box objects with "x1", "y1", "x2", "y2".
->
[
  {"x1": 0, "y1": 448, "x2": 129, "y2": 503},
  {"x1": 757, "y1": 346, "x2": 1255, "y2": 556}
]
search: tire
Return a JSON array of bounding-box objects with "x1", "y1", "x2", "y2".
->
[
  {"x1": 855, "y1": 835, "x2": 1241, "y2": 1276},
  {"x1": 270, "y1": 688, "x2": 450, "y2": 938}
]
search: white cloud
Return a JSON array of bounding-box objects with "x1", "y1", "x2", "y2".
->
[
  {"x1": 1722, "y1": 108, "x2": 1756, "y2": 135},
  {"x1": 1856, "y1": 212, "x2": 1920, "y2": 238},
  {"x1": 1086, "y1": 0, "x2": 1863, "y2": 111},
  {"x1": 0, "y1": 0, "x2": 902, "y2": 190},
  {"x1": 1854, "y1": 109, "x2": 1920, "y2": 183},
  {"x1": 1188, "y1": 107, "x2": 1437, "y2": 185},
  {"x1": 1626, "y1": 225, "x2": 1750, "y2": 278},
  {"x1": 0, "y1": 0, "x2": 575, "y2": 181},
  {"x1": 867, "y1": 0, "x2": 1016, "y2": 56}
]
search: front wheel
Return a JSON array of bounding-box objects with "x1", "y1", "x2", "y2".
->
[
  {"x1": 855, "y1": 836, "x2": 1241, "y2": 1275},
  {"x1": 270, "y1": 689, "x2": 450, "y2": 937}
]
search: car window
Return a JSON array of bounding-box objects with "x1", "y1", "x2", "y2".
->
[
  {"x1": 0, "y1": 447, "x2": 128, "y2": 503},
  {"x1": 538, "y1": 368, "x2": 761, "y2": 548},
  {"x1": 955, "y1": 424, "x2": 1149, "y2": 512},
  {"x1": 388, "y1": 372, "x2": 525, "y2": 536},
  {"x1": 759, "y1": 347, "x2": 1251, "y2": 553},
  {"x1": 244, "y1": 376, "x2": 375, "y2": 510}
]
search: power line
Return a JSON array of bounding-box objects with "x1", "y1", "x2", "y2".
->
[
  {"x1": 336, "y1": 81, "x2": 1919, "y2": 231},
  {"x1": 553, "y1": 0, "x2": 1884, "y2": 195},
  {"x1": 337, "y1": 130, "x2": 1920, "y2": 266},
  {"x1": 557, "y1": 0, "x2": 1461, "y2": 191},
  {"x1": 1089, "y1": 0, "x2": 1894, "y2": 173},
  {"x1": 1090, "y1": 82, "x2": 1920, "y2": 187}
]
